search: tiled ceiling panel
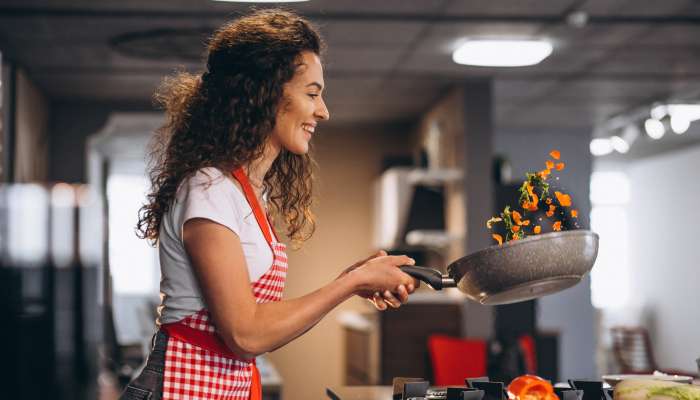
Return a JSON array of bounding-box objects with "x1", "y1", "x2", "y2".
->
[
  {"x1": 543, "y1": 24, "x2": 651, "y2": 47},
  {"x1": 294, "y1": 0, "x2": 450, "y2": 15},
  {"x1": 323, "y1": 46, "x2": 406, "y2": 73},
  {"x1": 320, "y1": 21, "x2": 425, "y2": 46},
  {"x1": 444, "y1": 0, "x2": 576, "y2": 16},
  {"x1": 1, "y1": 0, "x2": 699, "y2": 130},
  {"x1": 545, "y1": 79, "x2": 677, "y2": 102},
  {"x1": 634, "y1": 25, "x2": 700, "y2": 45},
  {"x1": 592, "y1": 47, "x2": 700, "y2": 75},
  {"x1": 495, "y1": 80, "x2": 559, "y2": 102},
  {"x1": 581, "y1": 0, "x2": 695, "y2": 16}
]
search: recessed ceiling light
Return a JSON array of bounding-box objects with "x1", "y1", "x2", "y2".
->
[{"x1": 452, "y1": 39, "x2": 553, "y2": 67}]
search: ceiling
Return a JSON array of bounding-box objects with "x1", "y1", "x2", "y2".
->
[{"x1": 2, "y1": 0, "x2": 700, "y2": 134}]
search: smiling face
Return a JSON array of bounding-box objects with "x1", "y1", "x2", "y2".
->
[{"x1": 269, "y1": 51, "x2": 330, "y2": 155}]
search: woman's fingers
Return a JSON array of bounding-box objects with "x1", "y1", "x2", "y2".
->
[
  {"x1": 371, "y1": 292, "x2": 387, "y2": 310},
  {"x1": 370, "y1": 286, "x2": 411, "y2": 310},
  {"x1": 385, "y1": 255, "x2": 415, "y2": 266},
  {"x1": 395, "y1": 284, "x2": 409, "y2": 304},
  {"x1": 351, "y1": 250, "x2": 388, "y2": 271},
  {"x1": 383, "y1": 290, "x2": 402, "y2": 308},
  {"x1": 354, "y1": 253, "x2": 419, "y2": 307}
]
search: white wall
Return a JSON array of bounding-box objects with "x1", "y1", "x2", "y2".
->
[
  {"x1": 625, "y1": 144, "x2": 700, "y2": 372},
  {"x1": 495, "y1": 127, "x2": 597, "y2": 380}
]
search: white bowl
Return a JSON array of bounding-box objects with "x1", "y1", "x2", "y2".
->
[{"x1": 602, "y1": 374, "x2": 694, "y2": 387}]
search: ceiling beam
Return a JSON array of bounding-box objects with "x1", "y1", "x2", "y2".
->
[
  {"x1": 27, "y1": 65, "x2": 700, "y2": 82},
  {"x1": 1, "y1": 7, "x2": 700, "y2": 25}
]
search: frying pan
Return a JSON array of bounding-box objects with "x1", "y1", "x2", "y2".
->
[{"x1": 400, "y1": 230, "x2": 598, "y2": 305}]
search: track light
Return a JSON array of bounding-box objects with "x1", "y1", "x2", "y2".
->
[
  {"x1": 590, "y1": 138, "x2": 613, "y2": 156},
  {"x1": 670, "y1": 116, "x2": 690, "y2": 134},
  {"x1": 610, "y1": 136, "x2": 630, "y2": 154},
  {"x1": 644, "y1": 118, "x2": 665, "y2": 140}
]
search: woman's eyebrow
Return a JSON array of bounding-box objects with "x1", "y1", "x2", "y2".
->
[{"x1": 306, "y1": 82, "x2": 323, "y2": 91}]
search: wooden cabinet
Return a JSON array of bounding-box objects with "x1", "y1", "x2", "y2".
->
[{"x1": 379, "y1": 303, "x2": 462, "y2": 384}]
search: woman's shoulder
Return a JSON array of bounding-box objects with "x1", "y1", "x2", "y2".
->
[
  {"x1": 190, "y1": 166, "x2": 227, "y2": 185},
  {"x1": 180, "y1": 167, "x2": 244, "y2": 201}
]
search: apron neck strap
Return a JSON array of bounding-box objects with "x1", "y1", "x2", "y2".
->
[{"x1": 231, "y1": 167, "x2": 276, "y2": 245}]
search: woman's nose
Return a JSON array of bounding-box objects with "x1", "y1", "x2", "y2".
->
[{"x1": 315, "y1": 97, "x2": 330, "y2": 121}]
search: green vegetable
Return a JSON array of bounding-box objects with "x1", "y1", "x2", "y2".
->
[
  {"x1": 615, "y1": 379, "x2": 700, "y2": 400},
  {"x1": 648, "y1": 386, "x2": 700, "y2": 400},
  {"x1": 518, "y1": 172, "x2": 549, "y2": 205}
]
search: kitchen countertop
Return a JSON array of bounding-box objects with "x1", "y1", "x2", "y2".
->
[{"x1": 326, "y1": 386, "x2": 393, "y2": 400}]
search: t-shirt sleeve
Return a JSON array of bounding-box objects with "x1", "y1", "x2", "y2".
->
[{"x1": 180, "y1": 168, "x2": 243, "y2": 240}]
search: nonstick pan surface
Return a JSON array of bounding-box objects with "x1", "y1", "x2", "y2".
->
[{"x1": 401, "y1": 230, "x2": 598, "y2": 305}]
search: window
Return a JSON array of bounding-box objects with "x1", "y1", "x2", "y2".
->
[
  {"x1": 107, "y1": 173, "x2": 159, "y2": 295},
  {"x1": 590, "y1": 171, "x2": 630, "y2": 308}
]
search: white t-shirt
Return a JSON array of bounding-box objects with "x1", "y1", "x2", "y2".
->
[{"x1": 157, "y1": 167, "x2": 274, "y2": 325}]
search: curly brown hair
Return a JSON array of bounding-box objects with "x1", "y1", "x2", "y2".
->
[{"x1": 136, "y1": 9, "x2": 324, "y2": 246}]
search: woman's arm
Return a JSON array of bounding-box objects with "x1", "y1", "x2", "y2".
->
[{"x1": 183, "y1": 218, "x2": 416, "y2": 359}]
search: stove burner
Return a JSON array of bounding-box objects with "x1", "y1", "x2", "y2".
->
[{"x1": 385, "y1": 377, "x2": 612, "y2": 400}]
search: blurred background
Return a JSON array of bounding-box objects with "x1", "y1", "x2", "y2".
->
[{"x1": 1, "y1": 1, "x2": 699, "y2": 399}]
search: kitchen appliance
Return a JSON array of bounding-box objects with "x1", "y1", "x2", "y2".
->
[
  {"x1": 401, "y1": 230, "x2": 598, "y2": 305},
  {"x1": 327, "y1": 376, "x2": 614, "y2": 400},
  {"x1": 373, "y1": 167, "x2": 461, "y2": 250}
]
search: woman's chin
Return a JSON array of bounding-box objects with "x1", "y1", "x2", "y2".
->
[{"x1": 285, "y1": 143, "x2": 309, "y2": 155}]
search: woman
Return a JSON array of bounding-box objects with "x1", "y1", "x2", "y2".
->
[{"x1": 122, "y1": 9, "x2": 418, "y2": 400}]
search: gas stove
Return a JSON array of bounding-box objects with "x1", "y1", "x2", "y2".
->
[{"x1": 326, "y1": 377, "x2": 614, "y2": 400}]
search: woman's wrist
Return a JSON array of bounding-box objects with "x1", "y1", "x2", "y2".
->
[{"x1": 342, "y1": 268, "x2": 366, "y2": 296}]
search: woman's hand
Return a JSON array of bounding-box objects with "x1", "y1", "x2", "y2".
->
[{"x1": 344, "y1": 251, "x2": 419, "y2": 310}]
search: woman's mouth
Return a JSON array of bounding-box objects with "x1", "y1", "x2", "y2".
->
[{"x1": 302, "y1": 123, "x2": 315, "y2": 138}]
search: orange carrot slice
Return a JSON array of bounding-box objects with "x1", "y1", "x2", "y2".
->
[
  {"x1": 512, "y1": 225, "x2": 521, "y2": 233},
  {"x1": 545, "y1": 205, "x2": 555, "y2": 217},
  {"x1": 550, "y1": 150, "x2": 561, "y2": 160},
  {"x1": 545, "y1": 197, "x2": 552, "y2": 205},
  {"x1": 512, "y1": 210, "x2": 523, "y2": 225},
  {"x1": 552, "y1": 221, "x2": 562, "y2": 231},
  {"x1": 534, "y1": 226, "x2": 541, "y2": 234},
  {"x1": 523, "y1": 193, "x2": 539, "y2": 211},
  {"x1": 546, "y1": 160, "x2": 554, "y2": 170},
  {"x1": 571, "y1": 209, "x2": 578, "y2": 218},
  {"x1": 554, "y1": 191, "x2": 572, "y2": 207},
  {"x1": 492, "y1": 234, "x2": 503, "y2": 245},
  {"x1": 522, "y1": 220, "x2": 531, "y2": 226},
  {"x1": 555, "y1": 162, "x2": 565, "y2": 171}
]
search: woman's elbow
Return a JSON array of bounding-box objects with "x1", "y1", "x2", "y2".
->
[{"x1": 221, "y1": 330, "x2": 265, "y2": 360}]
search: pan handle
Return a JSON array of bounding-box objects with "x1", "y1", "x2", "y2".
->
[{"x1": 400, "y1": 266, "x2": 453, "y2": 290}]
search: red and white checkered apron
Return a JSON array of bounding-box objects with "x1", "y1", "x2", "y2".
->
[{"x1": 160, "y1": 167, "x2": 288, "y2": 400}]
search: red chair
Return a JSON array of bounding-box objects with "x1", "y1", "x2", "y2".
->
[
  {"x1": 518, "y1": 334, "x2": 537, "y2": 374},
  {"x1": 428, "y1": 334, "x2": 487, "y2": 386}
]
